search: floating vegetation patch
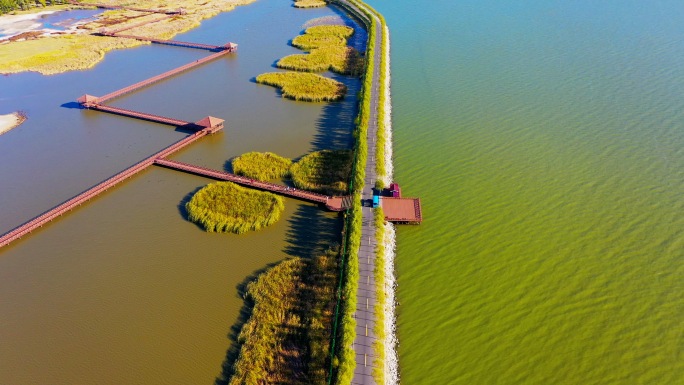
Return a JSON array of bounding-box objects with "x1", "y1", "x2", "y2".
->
[
  {"x1": 293, "y1": 0, "x2": 327, "y2": 8},
  {"x1": 186, "y1": 181, "x2": 284, "y2": 234},
  {"x1": 228, "y1": 250, "x2": 338, "y2": 384},
  {"x1": 278, "y1": 25, "x2": 363, "y2": 76},
  {"x1": 232, "y1": 152, "x2": 293, "y2": 181},
  {"x1": 256, "y1": 72, "x2": 347, "y2": 102},
  {"x1": 290, "y1": 149, "x2": 353, "y2": 195}
]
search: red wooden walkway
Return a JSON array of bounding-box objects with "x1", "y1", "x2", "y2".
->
[
  {"x1": 99, "y1": 14, "x2": 174, "y2": 35},
  {"x1": 0, "y1": 131, "x2": 209, "y2": 249},
  {"x1": 83, "y1": 103, "x2": 192, "y2": 127},
  {"x1": 153, "y1": 159, "x2": 353, "y2": 211},
  {"x1": 84, "y1": 49, "x2": 233, "y2": 104},
  {"x1": 106, "y1": 33, "x2": 231, "y2": 51}
]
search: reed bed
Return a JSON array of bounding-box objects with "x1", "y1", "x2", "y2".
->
[
  {"x1": 256, "y1": 72, "x2": 347, "y2": 102},
  {"x1": 0, "y1": 34, "x2": 144, "y2": 74},
  {"x1": 0, "y1": 0, "x2": 254, "y2": 74},
  {"x1": 293, "y1": 0, "x2": 326, "y2": 8},
  {"x1": 185, "y1": 182, "x2": 284, "y2": 234},
  {"x1": 278, "y1": 25, "x2": 363, "y2": 76},
  {"x1": 290, "y1": 149, "x2": 353, "y2": 196},
  {"x1": 232, "y1": 151, "x2": 293, "y2": 181},
  {"x1": 229, "y1": 249, "x2": 339, "y2": 384}
]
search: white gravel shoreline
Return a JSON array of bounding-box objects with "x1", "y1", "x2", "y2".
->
[
  {"x1": 0, "y1": 112, "x2": 25, "y2": 135},
  {"x1": 381, "y1": 25, "x2": 400, "y2": 385}
]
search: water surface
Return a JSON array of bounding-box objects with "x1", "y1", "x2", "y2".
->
[
  {"x1": 371, "y1": 0, "x2": 684, "y2": 383},
  {"x1": 0, "y1": 1, "x2": 359, "y2": 383}
]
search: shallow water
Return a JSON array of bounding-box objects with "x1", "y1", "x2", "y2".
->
[
  {"x1": 371, "y1": 0, "x2": 684, "y2": 383},
  {"x1": 0, "y1": 9, "x2": 102, "y2": 38},
  {"x1": 0, "y1": 1, "x2": 360, "y2": 384}
]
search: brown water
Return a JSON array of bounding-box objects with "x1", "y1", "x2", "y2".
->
[{"x1": 0, "y1": 1, "x2": 362, "y2": 383}]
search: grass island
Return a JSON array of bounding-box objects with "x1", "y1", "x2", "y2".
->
[
  {"x1": 186, "y1": 181, "x2": 284, "y2": 234},
  {"x1": 232, "y1": 151, "x2": 293, "y2": 181}
]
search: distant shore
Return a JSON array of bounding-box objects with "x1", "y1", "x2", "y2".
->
[
  {"x1": 0, "y1": 112, "x2": 26, "y2": 135},
  {"x1": 0, "y1": 0, "x2": 253, "y2": 75}
]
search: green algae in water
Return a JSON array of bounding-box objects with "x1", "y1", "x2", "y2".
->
[{"x1": 383, "y1": 0, "x2": 684, "y2": 383}]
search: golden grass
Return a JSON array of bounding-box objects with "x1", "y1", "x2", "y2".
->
[
  {"x1": 256, "y1": 72, "x2": 347, "y2": 102},
  {"x1": 232, "y1": 152, "x2": 293, "y2": 181},
  {"x1": 186, "y1": 181, "x2": 284, "y2": 234},
  {"x1": 0, "y1": 0, "x2": 254, "y2": 74},
  {"x1": 278, "y1": 46, "x2": 362, "y2": 76},
  {"x1": 293, "y1": 0, "x2": 327, "y2": 8},
  {"x1": 290, "y1": 149, "x2": 353, "y2": 195},
  {"x1": 229, "y1": 249, "x2": 338, "y2": 384},
  {"x1": 0, "y1": 34, "x2": 145, "y2": 74},
  {"x1": 277, "y1": 25, "x2": 363, "y2": 76}
]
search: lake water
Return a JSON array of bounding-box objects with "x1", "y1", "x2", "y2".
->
[
  {"x1": 372, "y1": 0, "x2": 684, "y2": 383},
  {"x1": 0, "y1": 9, "x2": 102, "y2": 38},
  {"x1": 0, "y1": 1, "x2": 361, "y2": 384}
]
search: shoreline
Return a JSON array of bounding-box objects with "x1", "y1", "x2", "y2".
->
[
  {"x1": 0, "y1": 112, "x2": 26, "y2": 135},
  {"x1": 381, "y1": 24, "x2": 399, "y2": 385},
  {"x1": 0, "y1": 0, "x2": 254, "y2": 75}
]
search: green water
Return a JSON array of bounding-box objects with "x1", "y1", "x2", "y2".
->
[{"x1": 373, "y1": 0, "x2": 684, "y2": 383}]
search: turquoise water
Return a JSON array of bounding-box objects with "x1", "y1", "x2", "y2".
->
[{"x1": 371, "y1": 0, "x2": 684, "y2": 383}]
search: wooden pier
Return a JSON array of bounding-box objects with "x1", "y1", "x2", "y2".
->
[
  {"x1": 0, "y1": 130, "x2": 211, "y2": 249},
  {"x1": 0, "y1": 13, "x2": 234, "y2": 249},
  {"x1": 153, "y1": 159, "x2": 354, "y2": 211},
  {"x1": 82, "y1": 49, "x2": 234, "y2": 105}
]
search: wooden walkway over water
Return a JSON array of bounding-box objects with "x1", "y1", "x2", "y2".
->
[
  {"x1": 154, "y1": 159, "x2": 354, "y2": 211},
  {"x1": 0, "y1": 11, "x2": 236, "y2": 249},
  {"x1": 0, "y1": 130, "x2": 209, "y2": 248}
]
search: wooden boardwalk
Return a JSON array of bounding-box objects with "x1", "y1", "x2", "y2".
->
[
  {"x1": 83, "y1": 49, "x2": 233, "y2": 105},
  {"x1": 0, "y1": 20, "x2": 233, "y2": 250},
  {"x1": 0, "y1": 131, "x2": 209, "y2": 249},
  {"x1": 82, "y1": 103, "x2": 192, "y2": 127},
  {"x1": 153, "y1": 159, "x2": 353, "y2": 211}
]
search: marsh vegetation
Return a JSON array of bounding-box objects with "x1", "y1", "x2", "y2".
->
[
  {"x1": 293, "y1": 0, "x2": 326, "y2": 8},
  {"x1": 228, "y1": 249, "x2": 339, "y2": 384},
  {"x1": 232, "y1": 152, "x2": 293, "y2": 181},
  {"x1": 290, "y1": 149, "x2": 353, "y2": 196},
  {"x1": 186, "y1": 182, "x2": 284, "y2": 234},
  {"x1": 256, "y1": 72, "x2": 347, "y2": 102},
  {"x1": 277, "y1": 25, "x2": 363, "y2": 76}
]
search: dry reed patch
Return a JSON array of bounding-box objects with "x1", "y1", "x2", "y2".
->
[
  {"x1": 256, "y1": 72, "x2": 347, "y2": 102},
  {"x1": 0, "y1": 34, "x2": 144, "y2": 74},
  {"x1": 186, "y1": 181, "x2": 284, "y2": 234},
  {"x1": 229, "y1": 250, "x2": 338, "y2": 384},
  {"x1": 290, "y1": 149, "x2": 353, "y2": 195},
  {"x1": 0, "y1": 0, "x2": 254, "y2": 74},
  {"x1": 232, "y1": 152, "x2": 293, "y2": 181},
  {"x1": 277, "y1": 25, "x2": 363, "y2": 76},
  {"x1": 293, "y1": 0, "x2": 327, "y2": 8}
]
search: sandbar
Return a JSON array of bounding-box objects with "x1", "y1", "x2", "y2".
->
[{"x1": 0, "y1": 112, "x2": 25, "y2": 135}]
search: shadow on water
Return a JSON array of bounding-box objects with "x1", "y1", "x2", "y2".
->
[
  {"x1": 284, "y1": 203, "x2": 342, "y2": 259},
  {"x1": 177, "y1": 186, "x2": 203, "y2": 226},
  {"x1": 309, "y1": 8, "x2": 365, "y2": 152},
  {"x1": 213, "y1": 261, "x2": 282, "y2": 385},
  {"x1": 310, "y1": 73, "x2": 359, "y2": 152},
  {"x1": 61, "y1": 101, "x2": 84, "y2": 109}
]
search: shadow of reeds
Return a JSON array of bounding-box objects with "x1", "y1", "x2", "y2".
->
[
  {"x1": 177, "y1": 186, "x2": 204, "y2": 228},
  {"x1": 214, "y1": 262, "x2": 282, "y2": 385},
  {"x1": 284, "y1": 203, "x2": 343, "y2": 259},
  {"x1": 310, "y1": 72, "x2": 360, "y2": 152}
]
